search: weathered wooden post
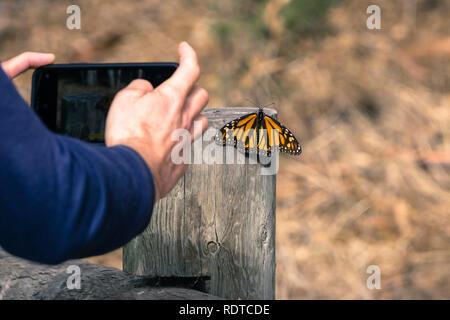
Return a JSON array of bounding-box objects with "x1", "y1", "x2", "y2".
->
[{"x1": 123, "y1": 108, "x2": 277, "y2": 299}]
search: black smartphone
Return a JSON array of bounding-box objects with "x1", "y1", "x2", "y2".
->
[{"x1": 31, "y1": 62, "x2": 178, "y2": 144}]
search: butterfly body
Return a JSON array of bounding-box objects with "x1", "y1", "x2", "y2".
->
[{"x1": 215, "y1": 108, "x2": 302, "y2": 157}]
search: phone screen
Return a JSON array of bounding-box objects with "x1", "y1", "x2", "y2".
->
[{"x1": 32, "y1": 63, "x2": 177, "y2": 144}]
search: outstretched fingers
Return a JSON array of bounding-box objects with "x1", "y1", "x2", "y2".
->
[
  {"x1": 157, "y1": 42, "x2": 200, "y2": 110},
  {"x1": 189, "y1": 114, "x2": 208, "y2": 143},
  {"x1": 184, "y1": 86, "x2": 209, "y2": 118}
]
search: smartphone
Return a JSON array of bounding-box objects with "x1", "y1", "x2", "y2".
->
[{"x1": 31, "y1": 63, "x2": 178, "y2": 144}]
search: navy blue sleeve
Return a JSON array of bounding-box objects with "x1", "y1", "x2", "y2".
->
[{"x1": 0, "y1": 67, "x2": 155, "y2": 264}]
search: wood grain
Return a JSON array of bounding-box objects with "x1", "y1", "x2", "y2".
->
[{"x1": 124, "y1": 108, "x2": 277, "y2": 299}]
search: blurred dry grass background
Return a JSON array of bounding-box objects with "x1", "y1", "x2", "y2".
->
[{"x1": 1, "y1": 0, "x2": 449, "y2": 299}]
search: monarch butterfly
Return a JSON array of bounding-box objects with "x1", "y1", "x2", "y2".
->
[{"x1": 215, "y1": 108, "x2": 302, "y2": 157}]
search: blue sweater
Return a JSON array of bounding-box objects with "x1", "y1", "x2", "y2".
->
[{"x1": 0, "y1": 67, "x2": 155, "y2": 264}]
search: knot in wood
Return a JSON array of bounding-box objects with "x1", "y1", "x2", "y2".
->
[{"x1": 207, "y1": 241, "x2": 219, "y2": 254}]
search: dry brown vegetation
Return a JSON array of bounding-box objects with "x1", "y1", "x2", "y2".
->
[{"x1": 1, "y1": 0, "x2": 449, "y2": 299}]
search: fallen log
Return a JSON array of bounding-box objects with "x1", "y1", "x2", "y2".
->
[{"x1": 0, "y1": 249, "x2": 220, "y2": 300}]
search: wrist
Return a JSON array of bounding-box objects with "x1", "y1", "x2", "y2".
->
[{"x1": 112, "y1": 138, "x2": 161, "y2": 203}]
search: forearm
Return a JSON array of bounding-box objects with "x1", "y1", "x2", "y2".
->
[{"x1": 0, "y1": 68, "x2": 155, "y2": 264}]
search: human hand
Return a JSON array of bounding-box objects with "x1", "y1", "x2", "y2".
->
[
  {"x1": 1, "y1": 52, "x2": 55, "y2": 79},
  {"x1": 105, "y1": 42, "x2": 209, "y2": 202}
]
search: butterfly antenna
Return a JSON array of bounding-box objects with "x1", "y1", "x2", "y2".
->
[
  {"x1": 261, "y1": 102, "x2": 275, "y2": 110},
  {"x1": 245, "y1": 98, "x2": 259, "y2": 108}
]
